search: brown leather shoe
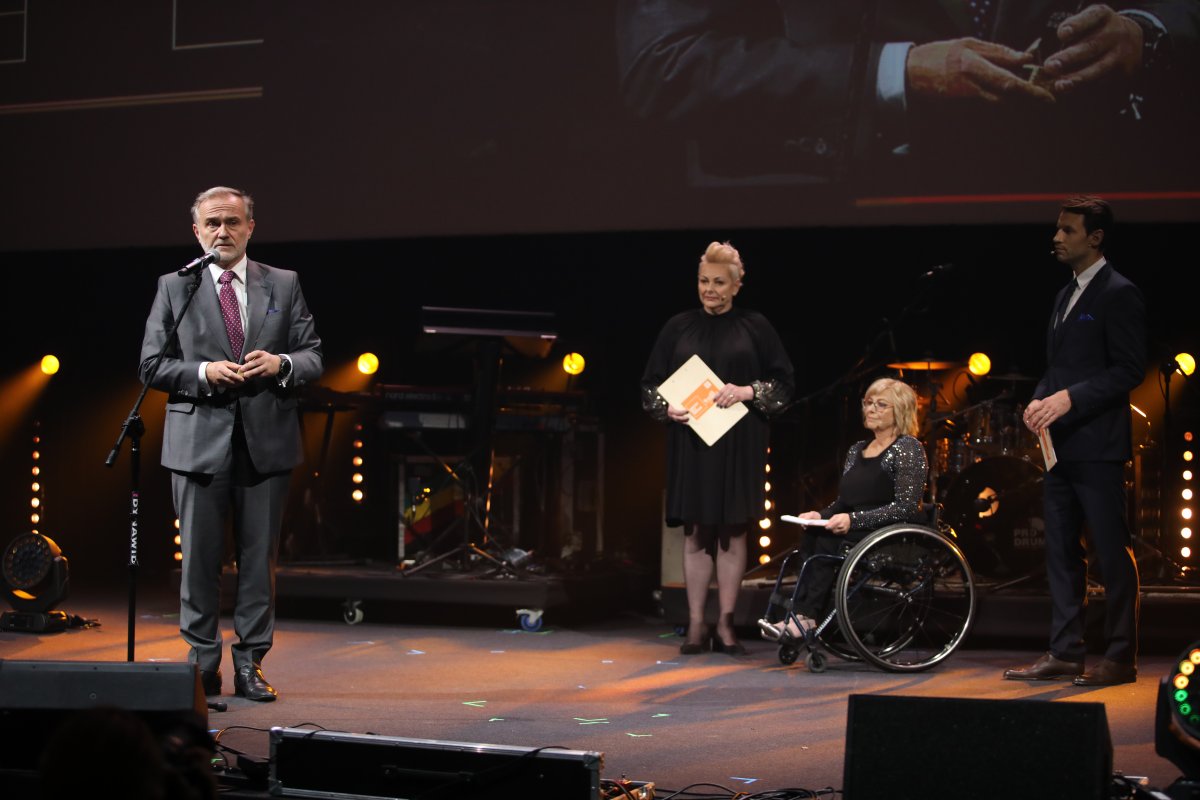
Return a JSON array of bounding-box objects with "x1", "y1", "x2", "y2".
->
[
  {"x1": 1073, "y1": 659, "x2": 1137, "y2": 686},
  {"x1": 1003, "y1": 652, "x2": 1084, "y2": 681}
]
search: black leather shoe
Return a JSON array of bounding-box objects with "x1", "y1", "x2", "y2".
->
[
  {"x1": 1003, "y1": 652, "x2": 1084, "y2": 681},
  {"x1": 679, "y1": 624, "x2": 712, "y2": 655},
  {"x1": 712, "y1": 637, "x2": 746, "y2": 656},
  {"x1": 713, "y1": 614, "x2": 746, "y2": 656},
  {"x1": 200, "y1": 669, "x2": 222, "y2": 697},
  {"x1": 234, "y1": 665, "x2": 278, "y2": 702},
  {"x1": 1073, "y1": 659, "x2": 1137, "y2": 686}
]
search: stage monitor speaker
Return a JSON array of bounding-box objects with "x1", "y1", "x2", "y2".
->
[
  {"x1": 843, "y1": 694, "x2": 1112, "y2": 800},
  {"x1": 0, "y1": 660, "x2": 207, "y2": 784},
  {"x1": 270, "y1": 726, "x2": 603, "y2": 799}
]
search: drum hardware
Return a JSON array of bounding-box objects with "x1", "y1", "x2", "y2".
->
[
  {"x1": 986, "y1": 371, "x2": 1038, "y2": 383},
  {"x1": 941, "y1": 456, "x2": 1046, "y2": 585}
]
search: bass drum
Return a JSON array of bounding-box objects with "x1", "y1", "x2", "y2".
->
[{"x1": 941, "y1": 457, "x2": 1045, "y2": 582}]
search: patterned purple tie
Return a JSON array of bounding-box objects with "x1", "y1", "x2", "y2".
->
[{"x1": 217, "y1": 270, "x2": 244, "y2": 361}]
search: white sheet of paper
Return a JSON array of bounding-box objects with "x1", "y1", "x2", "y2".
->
[
  {"x1": 780, "y1": 515, "x2": 830, "y2": 527},
  {"x1": 656, "y1": 353, "x2": 748, "y2": 446}
]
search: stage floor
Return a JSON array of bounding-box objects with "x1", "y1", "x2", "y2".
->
[{"x1": 1, "y1": 581, "x2": 1196, "y2": 797}]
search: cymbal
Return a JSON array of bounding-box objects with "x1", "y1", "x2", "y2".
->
[{"x1": 887, "y1": 359, "x2": 959, "y2": 371}]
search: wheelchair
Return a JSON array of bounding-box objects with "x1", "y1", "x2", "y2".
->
[{"x1": 759, "y1": 517, "x2": 976, "y2": 673}]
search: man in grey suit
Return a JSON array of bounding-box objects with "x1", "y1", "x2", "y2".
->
[{"x1": 139, "y1": 186, "x2": 323, "y2": 701}]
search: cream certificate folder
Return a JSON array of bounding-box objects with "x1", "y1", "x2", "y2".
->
[
  {"x1": 657, "y1": 354, "x2": 747, "y2": 446},
  {"x1": 1038, "y1": 427, "x2": 1058, "y2": 472}
]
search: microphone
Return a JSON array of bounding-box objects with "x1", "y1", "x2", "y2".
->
[
  {"x1": 920, "y1": 263, "x2": 954, "y2": 279},
  {"x1": 177, "y1": 251, "x2": 219, "y2": 276}
]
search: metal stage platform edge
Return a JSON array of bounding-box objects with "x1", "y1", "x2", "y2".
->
[
  {"x1": 659, "y1": 580, "x2": 1200, "y2": 649},
  {"x1": 183, "y1": 562, "x2": 650, "y2": 630}
]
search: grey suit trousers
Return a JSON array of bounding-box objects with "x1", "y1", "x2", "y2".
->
[{"x1": 172, "y1": 421, "x2": 291, "y2": 673}]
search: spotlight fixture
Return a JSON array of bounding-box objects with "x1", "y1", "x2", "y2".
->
[
  {"x1": 358, "y1": 352, "x2": 379, "y2": 375},
  {"x1": 352, "y1": 424, "x2": 366, "y2": 504},
  {"x1": 40, "y1": 355, "x2": 60, "y2": 375},
  {"x1": 0, "y1": 533, "x2": 70, "y2": 632},
  {"x1": 758, "y1": 448, "x2": 775, "y2": 540},
  {"x1": 967, "y1": 352, "x2": 991, "y2": 377},
  {"x1": 1156, "y1": 640, "x2": 1200, "y2": 786},
  {"x1": 562, "y1": 352, "x2": 586, "y2": 376}
]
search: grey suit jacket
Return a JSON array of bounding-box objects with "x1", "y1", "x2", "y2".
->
[{"x1": 139, "y1": 259, "x2": 324, "y2": 475}]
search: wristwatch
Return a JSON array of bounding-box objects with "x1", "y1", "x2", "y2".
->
[
  {"x1": 1123, "y1": 12, "x2": 1170, "y2": 75},
  {"x1": 277, "y1": 355, "x2": 292, "y2": 382}
]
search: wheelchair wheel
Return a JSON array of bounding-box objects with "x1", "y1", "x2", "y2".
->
[
  {"x1": 833, "y1": 523, "x2": 975, "y2": 672},
  {"x1": 814, "y1": 615, "x2": 861, "y2": 663}
]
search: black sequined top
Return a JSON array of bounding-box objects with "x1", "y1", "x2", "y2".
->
[{"x1": 820, "y1": 435, "x2": 928, "y2": 532}]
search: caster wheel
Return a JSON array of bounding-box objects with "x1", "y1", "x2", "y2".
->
[
  {"x1": 517, "y1": 608, "x2": 544, "y2": 632},
  {"x1": 342, "y1": 600, "x2": 364, "y2": 625},
  {"x1": 778, "y1": 644, "x2": 800, "y2": 666},
  {"x1": 805, "y1": 650, "x2": 828, "y2": 673}
]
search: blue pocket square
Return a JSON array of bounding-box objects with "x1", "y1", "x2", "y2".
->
[
  {"x1": 1077, "y1": 312, "x2": 1095, "y2": 321},
  {"x1": 267, "y1": 307, "x2": 281, "y2": 314}
]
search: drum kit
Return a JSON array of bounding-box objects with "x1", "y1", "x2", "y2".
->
[{"x1": 896, "y1": 361, "x2": 1049, "y2": 585}]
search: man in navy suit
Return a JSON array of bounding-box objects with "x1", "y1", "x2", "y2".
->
[
  {"x1": 1004, "y1": 196, "x2": 1146, "y2": 686},
  {"x1": 140, "y1": 187, "x2": 324, "y2": 701}
]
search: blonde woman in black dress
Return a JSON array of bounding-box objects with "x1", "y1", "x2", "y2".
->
[{"x1": 642, "y1": 242, "x2": 794, "y2": 655}]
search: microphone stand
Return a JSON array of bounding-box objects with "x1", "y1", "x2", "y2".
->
[
  {"x1": 811, "y1": 268, "x2": 943, "y2": 456},
  {"x1": 105, "y1": 267, "x2": 207, "y2": 662}
]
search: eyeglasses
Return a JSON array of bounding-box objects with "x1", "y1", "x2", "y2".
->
[{"x1": 861, "y1": 398, "x2": 892, "y2": 411}]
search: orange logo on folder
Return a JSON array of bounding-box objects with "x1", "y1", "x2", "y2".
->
[{"x1": 683, "y1": 379, "x2": 718, "y2": 419}]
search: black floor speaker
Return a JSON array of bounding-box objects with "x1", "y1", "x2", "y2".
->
[
  {"x1": 0, "y1": 660, "x2": 208, "y2": 787},
  {"x1": 843, "y1": 694, "x2": 1113, "y2": 800}
]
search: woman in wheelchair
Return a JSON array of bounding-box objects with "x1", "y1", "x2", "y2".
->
[{"x1": 759, "y1": 377, "x2": 928, "y2": 643}]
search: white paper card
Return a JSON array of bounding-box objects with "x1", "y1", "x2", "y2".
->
[{"x1": 780, "y1": 515, "x2": 830, "y2": 527}]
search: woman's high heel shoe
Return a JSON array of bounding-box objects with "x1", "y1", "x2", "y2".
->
[
  {"x1": 713, "y1": 614, "x2": 746, "y2": 656},
  {"x1": 679, "y1": 624, "x2": 711, "y2": 655}
]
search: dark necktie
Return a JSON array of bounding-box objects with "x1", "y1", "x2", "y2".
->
[
  {"x1": 218, "y1": 270, "x2": 245, "y2": 361},
  {"x1": 1053, "y1": 278, "x2": 1078, "y2": 330},
  {"x1": 967, "y1": 0, "x2": 995, "y2": 39}
]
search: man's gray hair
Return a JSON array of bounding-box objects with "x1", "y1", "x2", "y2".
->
[{"x1": 190, "y1": 186, "x2": 255, "y2": 222}]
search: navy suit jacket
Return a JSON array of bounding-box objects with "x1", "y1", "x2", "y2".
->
[
  {"x1": 139, "y1": 259, "x2": 324, "y2": 475},
  {"x1": 617, "y1": 0, "x2": 1200, "y2": 182},
  {"x1": 1034, "y1": 262, "x2": 1146, "y2": 463}
]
